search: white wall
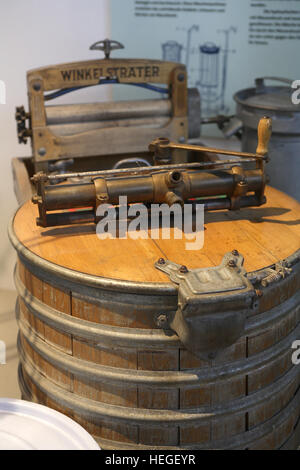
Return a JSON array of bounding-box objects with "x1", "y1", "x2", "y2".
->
[{"x1": 0, "y1": 0, "x2": 110, "y2": 290}]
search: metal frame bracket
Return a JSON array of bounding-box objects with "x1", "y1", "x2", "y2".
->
[{"x1": 155, "y1": 252, "x2": 255, "y2": 360}]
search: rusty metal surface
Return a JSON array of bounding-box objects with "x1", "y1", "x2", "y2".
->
[
  {"x1": 15, "y1": 292, "x2": 300, "y2": 387},
  {"x1": 18, "y1": 360, "x2": 300, "y2": 449},
  {"x1": 154, "y1": 253, "x2": 255, "y2": 360},
  {"x1": 12, "y1": 249, "x2": 300, "y2": 449}
]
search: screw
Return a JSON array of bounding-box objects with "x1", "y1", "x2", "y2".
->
[
  {"x1": 232, "y1": 249, "x2": 239, "y2": 256},
  {"x1": 96, "y1": 195, "x2": 108, "y2": 202},
  {"x1": 177, "y1": 73, "x2": 185, "y2": 82},
  {"x1": 179, "y1": 265, "x2": 188, "y2": 273},
  {"x1": 158, "y1": 258, "x2": 165, "y2": 265},
  {"x1": 38, "y1": 147, "x2": 46, "y2": 156},
  {"x1": 33, "y1": 83, "x2": 41, "y2": 91},
  {"x1": 228, "y1": 260, "x2": 236, "y2": 268},
  {"x1": 31, "y1": 195, "x2": 40, "y2": 204},
  {"x1": 156, "y1": 314, "x2": 168, "y2": 328},
  {"x1": 208, "y1": 352, "x2": 216, "y2": 360}
]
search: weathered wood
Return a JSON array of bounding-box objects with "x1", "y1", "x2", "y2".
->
[
  {"x1": 27, "y1": 60, "x2": 188, "y2": 164},
  {"x1": 48, "y1": 116, "x2": 170, "y2": 137},
  {"x1": 11, "y1": 158, "x2": 33, "y2": 205},
  {"x1": 27, "y1": 59, "x2": 185, "y2": 91},
  {"x1": 12, "y1": 186, "x2": 300, "y2": 279}
]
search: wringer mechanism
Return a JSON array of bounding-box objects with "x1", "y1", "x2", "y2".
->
[
  {"x1": 30, "y1": 116, "x2": 272, "y2": 359},
  {"x1": 32, "y1": 116, "x2": 272, "y2": 229}
]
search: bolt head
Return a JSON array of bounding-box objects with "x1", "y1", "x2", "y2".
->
[
  {"x1": 208, "y1": 352, "x2": 216, "y2": 360},
  {"x1": 179, "y1": 265, "x2": 188, "y2": 274},
  {"x1": 158, "y1": 258, "x2": 165, "y2": 265},
  {"x1": 156, "y1": 314, "x2": 168, "y2": 328},
  {"x1": 228, "y1": 260, "x2": 236, "y2": 268},
  {"x1": 31, "y1": 195, "x2": 40, "y2": 204},
  {"x1": 38, "y1": 147, "x2": 46, "y2": 156},
  {"x1": 97, "y1": 195, "x2": 108, "y2": 202}
]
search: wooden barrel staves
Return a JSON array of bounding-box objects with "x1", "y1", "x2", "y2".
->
[{"x1": 9, "y1": 186, "x2": 300, "y2": 450}]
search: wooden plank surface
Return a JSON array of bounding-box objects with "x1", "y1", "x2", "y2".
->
[{"x1": 13, "y1": 186, "x2": 300, "y2": 283}]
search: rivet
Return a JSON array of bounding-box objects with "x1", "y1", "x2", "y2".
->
[
  {"x1": 31, "y1": 195, "x2": 39, "y2": 204},
  {"x1": 179, "y1": 265, "x2": 188, "y2": 274},
  {"x1": 158, "y1": 258, "x2": 165, "y2": 265},
  {"x1": 156, "y1": 314, "x2": 168, "y2": 328},
  {"x1": 38, "y1": 147, "x2": 46, "y2": 156}
]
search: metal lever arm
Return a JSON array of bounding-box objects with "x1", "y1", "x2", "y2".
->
[{"x1": 149, "y1": 117, "x2": 272, "y2": 160}]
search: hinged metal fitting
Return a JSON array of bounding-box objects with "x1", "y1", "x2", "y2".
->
[{"x1": 155, "y1": 252, "x2": 255, "y2": 361}]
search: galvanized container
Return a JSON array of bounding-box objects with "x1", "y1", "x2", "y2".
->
[{"x1": 234, "y1": 77, "x2": 300, "y2": 201}]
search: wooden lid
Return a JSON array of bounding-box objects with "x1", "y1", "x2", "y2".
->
[{"x1": 12, "y1": 186, "x2": 300, "y2": 284}]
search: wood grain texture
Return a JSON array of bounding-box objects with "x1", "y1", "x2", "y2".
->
[
  {"x1": 27, "y1": 59, "x2": 189, "y2": 163},
  {"x1": 13, "y1": 186, "x2": 300, "y2": 282}
]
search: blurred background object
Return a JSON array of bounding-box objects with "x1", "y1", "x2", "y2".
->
[{"x1": 0, "y1": 0, "x2": 110, "y2": 291}]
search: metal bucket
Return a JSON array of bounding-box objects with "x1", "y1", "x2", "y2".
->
[{"x1": 234, "y1": 77, "x2": 300, "y2": 201}]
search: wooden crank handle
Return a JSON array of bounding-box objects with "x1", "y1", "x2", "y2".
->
[{"x1": 256, "y1": 116, "x2": 272, "y2": 157}]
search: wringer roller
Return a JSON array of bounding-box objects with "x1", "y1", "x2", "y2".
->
[
  {"x1": 31, "y1": 117, "x2": 272, "y2": 228},
  {"x1": 12, "y1": 39, "x2": 201, "y2": 204}
]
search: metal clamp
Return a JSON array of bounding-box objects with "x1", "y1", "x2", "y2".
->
[
  {"x1": 261, "y1": 261, "x2": 292, "y2": 287},
  {"x1": 93, "y1": 177, "x2": 109, "y2": 207},
  {"x1": 155, "y1": 252, "x2": 255, "y2": 360}
]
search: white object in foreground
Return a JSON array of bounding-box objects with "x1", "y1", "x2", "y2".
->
[{"x1": 0, "y1": 398, "x2": 100, "y2": 450}]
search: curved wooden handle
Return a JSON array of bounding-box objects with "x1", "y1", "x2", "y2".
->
[{"x1": 256, "y1": 116, "x2": 272, "y2": 156}]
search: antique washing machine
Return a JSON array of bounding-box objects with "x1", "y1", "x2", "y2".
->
[{"x1": 8, "y1": 117, "x2": 300, "y2": 449}]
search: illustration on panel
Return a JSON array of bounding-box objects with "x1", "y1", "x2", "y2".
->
[{"x1": 162, "y1": 25, "x2": 237, "y2": 116}]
